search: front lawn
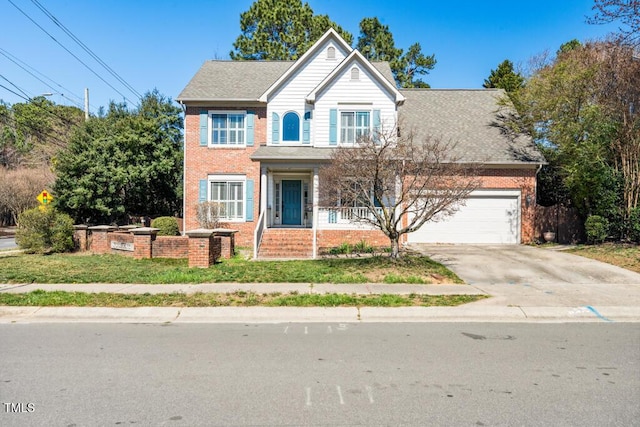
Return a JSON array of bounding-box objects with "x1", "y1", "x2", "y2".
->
[
  {"x1": 0, "y1": 253, "x2": 463, "y2": 284},
  {"x1": 567, "y1": 243, "x2": 640, "y2": 273}
]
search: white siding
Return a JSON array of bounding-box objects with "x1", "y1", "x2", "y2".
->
[
  {"x1": 314, "y1": 60, "x2": 397, "y2": 146},
  {"x1": 267, "y1": 40, "x2": 348, "y2": 144}
]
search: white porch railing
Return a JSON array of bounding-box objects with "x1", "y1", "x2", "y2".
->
[
  {"x1": 317, "y1": 207, "x2": 385, "y2": 229},
  {"x1": 253, "y1": 209, "x2": 267, "y2": 259}
]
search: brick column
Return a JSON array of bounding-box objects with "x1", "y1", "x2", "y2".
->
[
  {"x1": 73, "y1": 225, "x2": 89, "y2": 251},
  {"x1": 131, "y1": 227, "x2": 159, "y2": 260},
  {"x1": 88, "y1": 225, "x2": 116, "y2": 254},
  {"x1": 186, "y1": 229, "x2": 221, "y2": 268},
  {"x1": 212, "y1": 229, "x2": 238, "y2": 259}
]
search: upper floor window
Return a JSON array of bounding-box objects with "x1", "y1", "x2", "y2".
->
[
  {"x1": 350, "y1": 67, "x2": 360, "y2": 80},
  {"x1": 327, "y1": 46, "x2": 336, "y2": 59},
  {"x1": 282, "y1": 112, "x2": 300, "y2": 142},
  {"x1": 340, "y1": 111, "x2": 370, "y2": 144},
  {"x1": 211, "y1": 112, "x2": 245, "y2": 146}
]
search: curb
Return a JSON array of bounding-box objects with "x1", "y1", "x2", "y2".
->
[{"x1": 1, "y1": 305, "x2": 639, "y2": 324}]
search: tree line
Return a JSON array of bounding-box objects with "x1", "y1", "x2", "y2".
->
[
  {"x1": 0, "y1": 91, "x2": 182, "y2": 226},
  {"x1": 483, "y1": 0, "x2": 639, "y2": 241}
]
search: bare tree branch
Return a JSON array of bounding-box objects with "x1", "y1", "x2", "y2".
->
[{"x1": 319, "y1": 121, "x2": 481, "y2": 258}]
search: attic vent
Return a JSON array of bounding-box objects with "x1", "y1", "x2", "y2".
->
[
  {"x1": 350, "y1": 67, "x2": 360, "y2": 80},
  {"x1": 327, "y1": 46, "x2": 335, "y2": 59}
]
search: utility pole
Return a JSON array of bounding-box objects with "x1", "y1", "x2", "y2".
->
[{"x1": 84, "y1": 88, "x2": 89, "y2": 121}]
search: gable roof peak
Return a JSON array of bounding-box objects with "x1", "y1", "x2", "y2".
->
[
  {"x1": 258, "y1": 28, "x2": 353, "y2": 102},
  {"x1": 306, "y1": 49, "x2": 405, "y2": 105}
]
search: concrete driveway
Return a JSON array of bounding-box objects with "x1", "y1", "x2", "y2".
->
[{"x1": 409, "y1": 244, "x2": 640, "y2": 307}]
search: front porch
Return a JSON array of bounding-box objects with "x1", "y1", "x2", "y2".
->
[{"x1": 253, "y1": 163, "x2": 386, "y2": 259}]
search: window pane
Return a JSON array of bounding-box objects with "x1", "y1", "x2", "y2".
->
[
  {"x1": 212, "y1": 182, "x2": 226, "y2": 201},
  {"x1": 230, "y1": 182, "x2": 242, "y2": 200},
  {"x1": 210, "y1": 180, "x2": 244, "y2": 219},
  {"x1": 357, "y1": 111, "x2": 369, "y2": 127},
  {"x1": 341, "y1": 112, "x2": 354, "y2": 143},
  {"x1": 211, "y1": 114, "x2": 246, "y2": 145}
]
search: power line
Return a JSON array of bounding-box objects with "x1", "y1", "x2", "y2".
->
[
  {"x1": 7, "y1": 0, "x2": 137, "y2": 106},
  {"x1": 0, "y1": 83, "x2": 29, "y2": 101},
  {"x1": 30, "y1": 0, "x2": 142, "y2": 100},
  {"x1": 0, "y1": 74, "x2": 83, "y2": 128},
  {"x1": 0, "y1": 74, "x2": 32, "y2": 100},
  {"x1": 0, "y1": 47, "x2": 86, "y2": 108}
]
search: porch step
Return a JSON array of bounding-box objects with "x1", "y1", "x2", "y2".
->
[{"x1": 258, "y1": 228, "x2": 313, "y2": 259}]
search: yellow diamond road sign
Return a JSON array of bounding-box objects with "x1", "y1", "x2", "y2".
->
[{"x1": 37, "y1": 190, "x2": 53, "y2": 205}]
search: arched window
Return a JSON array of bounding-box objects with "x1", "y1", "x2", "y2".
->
[
  {"x1": 282, "y1": 112, "x2": 300, "y2": 141},
  {"x1": 350, "y1": 67, "x2": 360, "y2": 80},
  {"x1": 327, "y1": 46, "x2": 336, "y2": 59}
]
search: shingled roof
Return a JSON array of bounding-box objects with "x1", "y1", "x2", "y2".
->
[
  {"x1": 399, "y1": 89, "x2": 545, "y2": 164},
  {"x1": 177, "y1": 60, "x2": 396, "y2": 102}
]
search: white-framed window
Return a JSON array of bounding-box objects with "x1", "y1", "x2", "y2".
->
[
  {"x1": 208, "y1": 175, "x2": 245, "y2": 221},
  {"x1": 210, "y1": 111, "x2": 246, "y2": 146},
  {"x1": 350, "y1": 67, "x2": 360, "y2": 80},
  {"x1": 340, "y1": 111, "x2": 370, "y2": 144}
]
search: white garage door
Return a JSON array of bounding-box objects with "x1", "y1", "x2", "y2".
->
[{"x1": 407, "y1": 191, "x2": 520, "y2": 244}]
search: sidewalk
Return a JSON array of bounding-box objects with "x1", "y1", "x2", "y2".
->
[{"x1": 1, "y1": 282, "x2": 639, "y2": 323}]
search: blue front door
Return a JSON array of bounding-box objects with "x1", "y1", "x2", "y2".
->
[{"x1": 282, "y1": 180, "x2": 302, "y2": 225}]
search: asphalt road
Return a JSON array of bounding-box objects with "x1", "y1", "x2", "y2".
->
[
  {"x1": 0, "y1": 237, "x2": 17, "y2": 250},
  {"x1": 1, "y1": 323, "x2": 638, "y2": 426}
]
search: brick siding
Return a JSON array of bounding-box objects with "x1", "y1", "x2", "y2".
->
[{"x1": 183, "y1": 106, "x2": 265, "y2": 247}]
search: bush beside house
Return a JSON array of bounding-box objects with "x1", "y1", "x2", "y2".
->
[{"x1": 150, "y1": 217, "x2": 180, "y2": 236}]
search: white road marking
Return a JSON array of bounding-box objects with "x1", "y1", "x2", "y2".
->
[
  {"x1": 366, "y1": 386, "x2": 374, "y2": 404},
  {"x1": 327, "y1": 326, "x2": 333, "y2": 334},
  {"x1": 305, "y1": 387, "x2": 312, "y2": 406},
  {"x1": 336, "y1": 385, "x2": 345, "y2": 404},
  {"x1": 337, "y1": 323, "x2": 348, "y2": 331},
  {"x1": 304, "y1": 326, "x2": 308, "y2": 335},
  {"x1": 283, "y1": 326, "x2": 289, "y2": 334}
]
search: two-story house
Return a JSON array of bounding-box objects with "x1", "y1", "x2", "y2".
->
[{"x1": 177, "y1": 29, "x2": 544, "y2": 258}]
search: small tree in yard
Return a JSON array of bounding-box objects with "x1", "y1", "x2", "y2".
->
[
  {"x1": 319, "y1": 125, "x2": 481, "y2": 259},
  {"x1": 195, "y1": 201, "x2": 225, "y2": 229},
  {"x1": 16, "y1": 206, "x2": 74, "y2": 254}
]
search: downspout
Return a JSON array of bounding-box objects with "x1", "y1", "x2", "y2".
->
[
  {"x1": 179, "y1": 100, "x2": 186, "y2": 236},
  {"x1": 535, "y1": 163, "x2": 543, "y2": 242}
]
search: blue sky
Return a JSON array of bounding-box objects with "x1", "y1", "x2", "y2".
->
[{"x1": 0, "y1": 0, "x2": 620, "y2": 113}]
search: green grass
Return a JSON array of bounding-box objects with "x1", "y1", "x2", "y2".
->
[
  {"x1": 567, "y1": 243, "x2": 640, "y2": 273},
  {"x1": 0, "y1": 290, "x2": 485, "y2": 307},
  {"x1": 0, "y1": 253, "x2": 463, "y2": 284}
]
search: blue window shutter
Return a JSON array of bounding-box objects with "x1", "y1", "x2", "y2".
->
[
  {"x1": 329, "y1": 109, "x2": 337, "y2": 145},
  {"x1": 199, "y1": 111, "x2": 208, "y2": 146},
  {"x1": 199, "y1": 180, "x2": 207, "y2": 202},
  {"x1": 373, "y1": 109, "x2": 381, "y2": 142},
  {"x1": 245, "y1": 179, "x2": 254, "y2": 221},
  {"x1": 303, "y1": 111, "x2": 311, "y2": 143},
  {"x1": 272, "y1": 112, "x2": 280, "y2": 144},
  {"x1": 246, "y1": 111, "x2": 255, "y2": 146}
]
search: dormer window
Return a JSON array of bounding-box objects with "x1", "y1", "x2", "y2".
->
[
  {"x1": 327, "y1": 46, "x2": 335, "y2": 59},
  {"x1": 350, "y1": 67, "x2": 360, "y2": 80}
]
